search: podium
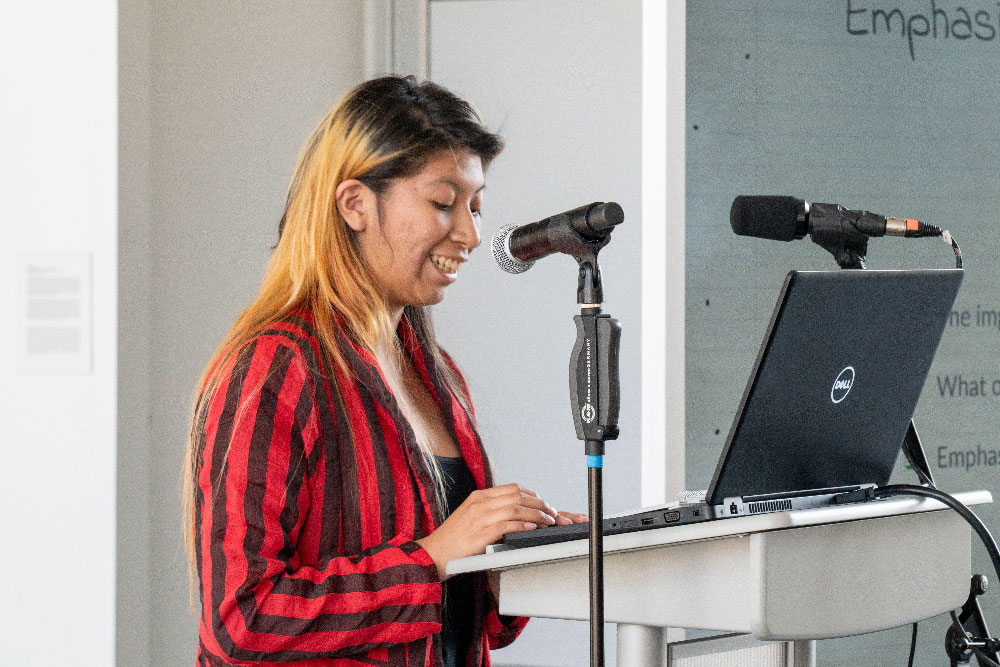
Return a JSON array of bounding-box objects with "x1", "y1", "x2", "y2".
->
[{"x1": 448, "y1": 490, "x2": 992, "y2": 666}]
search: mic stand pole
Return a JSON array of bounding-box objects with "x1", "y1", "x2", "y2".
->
[{"x1": 569, "y1": 254, "x2": 621, "y2": 667}]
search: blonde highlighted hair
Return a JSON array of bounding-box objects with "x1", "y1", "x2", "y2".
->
[{"x1": 182, "y1": 76, "x2": 503, "y2": 603}]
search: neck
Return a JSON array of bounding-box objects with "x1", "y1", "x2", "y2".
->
[{"x1": 388, "y1": 304, "x2": 404, "y2": 331}]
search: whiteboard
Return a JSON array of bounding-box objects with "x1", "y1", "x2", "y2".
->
[{"x1": 687, "y1": 1, "x2": 1000, "y2": 663}]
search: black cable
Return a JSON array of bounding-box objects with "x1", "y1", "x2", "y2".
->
[
  {"x1": 947, "y1": 232, "x2": 962, "y2": 269},
  {"x1": 944, "y1": 231, "x2": 963, "y2": 269},
  {"x1": 880, "y1": 485, "x2": 1000, "y2": 667},
  {"x1": 908, "y1": 622, "x2": 918, "y2": 667},
  {"x1": 874, "y1": 485, "x2": 1000, "y2": 586}
]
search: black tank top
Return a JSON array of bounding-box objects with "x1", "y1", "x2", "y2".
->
[{"x1": 434, "y1": 455, "x2": 477, "y2": 667}]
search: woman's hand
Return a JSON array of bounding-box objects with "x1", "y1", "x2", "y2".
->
[
  {"x1": 416, "y1": 483, "x2": 584, "y2": 580},
  {"x1": 554, "y1": 510, "x2": 589, "y2": 526},
  {"x1": 484, "y1": 509, "x2": 589, "y2": 603}
]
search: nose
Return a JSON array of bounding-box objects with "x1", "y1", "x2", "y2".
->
[{"x1": 451, "y1": 208, "x2": 481, "y2": 252}]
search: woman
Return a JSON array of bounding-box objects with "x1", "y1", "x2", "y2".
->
[{"x1": 182, "y1": 76, "x2": 587, "y2": 667}]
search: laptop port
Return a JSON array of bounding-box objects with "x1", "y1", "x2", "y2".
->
[
  {"x1": 730, "y1": 502, "x2": 738, "y2": 515},
  {"x1": 663, "y1": 511, "x2": 680, "y2": 523},
  {"x1": 640, "y1": 517, "x2": 655, "y2": 526}
]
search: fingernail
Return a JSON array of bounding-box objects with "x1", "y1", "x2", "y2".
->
[{"x1": 524, "y1": 522, "x2": 538, "y2": 530}]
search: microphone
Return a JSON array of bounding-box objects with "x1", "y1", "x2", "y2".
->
[
  {"x1": 730, "y1": 195, "x2": 942, "y2": 242},
  {"x1": 492, "y1": 202, "x2": 624, "y2": 274}
]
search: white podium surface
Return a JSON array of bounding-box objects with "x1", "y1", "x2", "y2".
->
[{"x1": 449, "y1": 490, "x2": 991, "y2": 661}]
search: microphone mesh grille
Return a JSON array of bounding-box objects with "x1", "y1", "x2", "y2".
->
[{"x1": 491, "y1": 224, "x2": 534, "y2": 274}]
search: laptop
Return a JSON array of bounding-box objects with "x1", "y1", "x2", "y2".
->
[{"x1": 502, "y1": 269, "x2": 964, "y2": 550}]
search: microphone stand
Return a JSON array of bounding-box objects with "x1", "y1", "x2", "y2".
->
[
  {"x1": 569, "y1": 247, "x2": 621, "y2": 667},
  {"x1": 528, "y1": 220, "x2": 621, "y2": 667}
]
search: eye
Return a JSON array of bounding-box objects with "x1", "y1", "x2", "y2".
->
[
  {"x1": 432, "y1": 201, "x2": 452, "y2": 211},
  {"x1": 471, "y1": 209, "x2": 482, "y2": 218}
]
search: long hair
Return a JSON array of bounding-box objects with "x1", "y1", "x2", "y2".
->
[{"x1": 181, "y1": 76, "x2": 503, "y2": 602}]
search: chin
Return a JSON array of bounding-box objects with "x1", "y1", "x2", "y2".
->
[
  {"x1": 423, "y1": 292, "x2": 448, "y2": 307},
  {"x1": 429, "y1": 288, "x2": 452, "y2": 305},
  {"x1": 405, "y1": 291, "x2": 447, "y2": 310}
]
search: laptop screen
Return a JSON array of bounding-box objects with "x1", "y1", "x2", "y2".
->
[{"x1": 706, "y1": 269, "x2": 963, "y2": 505}]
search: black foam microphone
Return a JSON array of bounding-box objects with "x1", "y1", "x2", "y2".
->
[
  {"x1": 730, "y1": 195, "x2": 944, "y2": 269},
  {"x1": 492, "y1": 202, "x2": 624, "y2": 274},
  {"x1": 730, "y1": 195, "x2": 942, "y2": 241}
]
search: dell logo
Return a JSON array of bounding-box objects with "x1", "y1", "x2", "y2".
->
[{"x1": 831, "y1": 366, "x2": 855, "y2": 404}]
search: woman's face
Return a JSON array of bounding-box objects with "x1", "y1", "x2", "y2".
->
[{"x1": 341, "y1": 149, "x2": 485, "y2": 317}]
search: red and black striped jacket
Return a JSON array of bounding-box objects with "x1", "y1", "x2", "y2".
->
[{"x1": 194, "y1": 309, "x2": 527, "y2": 666}]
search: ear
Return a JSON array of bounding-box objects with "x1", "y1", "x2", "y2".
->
[{"x1": 336, "y1": 179, "x2": 374, "y2": 232}]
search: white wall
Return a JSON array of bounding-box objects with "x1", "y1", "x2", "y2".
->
[
  {"x1": 641, "y1": 0, "x2": 686, "y2": 509},
  {"x1": 0, "y1": 1, "x2": 118, "y2": 664},
  {"x1": 117, "y1": 1, "x2": 365, "y2": 664},
  {"x1": 428, "y1": 2, "x2": 645, "y2": 664},
  {"x1": 118, "y1": 0, "x2": 153, "y2": 662}
]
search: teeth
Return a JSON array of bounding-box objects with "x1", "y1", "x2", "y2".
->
[{"x1": 430, "y1": 255, "x2": 461, "y2": 273}]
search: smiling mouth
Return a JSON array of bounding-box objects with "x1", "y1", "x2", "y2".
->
[{"x1": 430, "y1": 254, "x2": 462, "y2": 273}]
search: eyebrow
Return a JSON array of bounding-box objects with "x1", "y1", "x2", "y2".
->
[{"x1": 430, "y1": 178, "x2": 486, "y2": 193}]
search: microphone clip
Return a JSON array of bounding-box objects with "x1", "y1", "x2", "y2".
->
[
  {"x1": 576, "y1": 249, "x2": 608, "y2": 304},
  {"x1": 808, "y1": 202, "x2": 882, "y2": 269},
  {"x1": 544, "y1": 206, "x2": 614, "y2": 303}
]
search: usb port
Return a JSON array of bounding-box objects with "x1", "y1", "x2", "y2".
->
[
  {"x1": 663, "y1": 511, "x2": 680, "y2": 523},
  {"x1": 640, "y1": 517, "x2": 655, "y2": 526}
]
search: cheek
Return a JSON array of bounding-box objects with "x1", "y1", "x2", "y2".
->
[{"x1": 355, "y1": 235, "x2": 386, "y2": 272}]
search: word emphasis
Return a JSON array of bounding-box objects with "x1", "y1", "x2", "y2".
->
[
  {"x1": 939, "y1": 445, "x2": 1000, "y2": 470},
  {"x1": 847, "y1": 0, "x2": 1000, "y2": 59}
]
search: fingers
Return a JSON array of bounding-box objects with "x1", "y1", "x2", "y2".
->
[
  {"x1": 452, "y1": 485, "x2": 589, "y2": 551},
  {"x1": 478, "y1": 484, "x2": 558, "y2": 524},
  {"x1": 477, "y1": 485, "x2": 589, "y2": 529},
  {"x1": 552, "y1": 511, "x2": 588, "y2": 526},
  {"x1": 500, "y1": 520, "x2": 537, "y2": 534},
  {"x1": 479, "y1": 520, "x2": 536, "y2": 549},
  {"x1": 482, "y1": 483, "x2": 540, "y2": 501},
  {"x1": 505, "y1": 504, "x2": 556, "y2": 526},
  {"x1": 476, "y1": 500, "x2": 554, "y2": 530}
]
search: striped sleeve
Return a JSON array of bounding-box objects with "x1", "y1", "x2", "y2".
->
[
  {"x1": 438, "y1": 348, "x2": 476, "y2": 424},
  {"x1": 483, "y1": 582, "x2": 528, "y2": 650},
  {"x1": 196, "y1": 335, "x2": 443, "y2": 664}
]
